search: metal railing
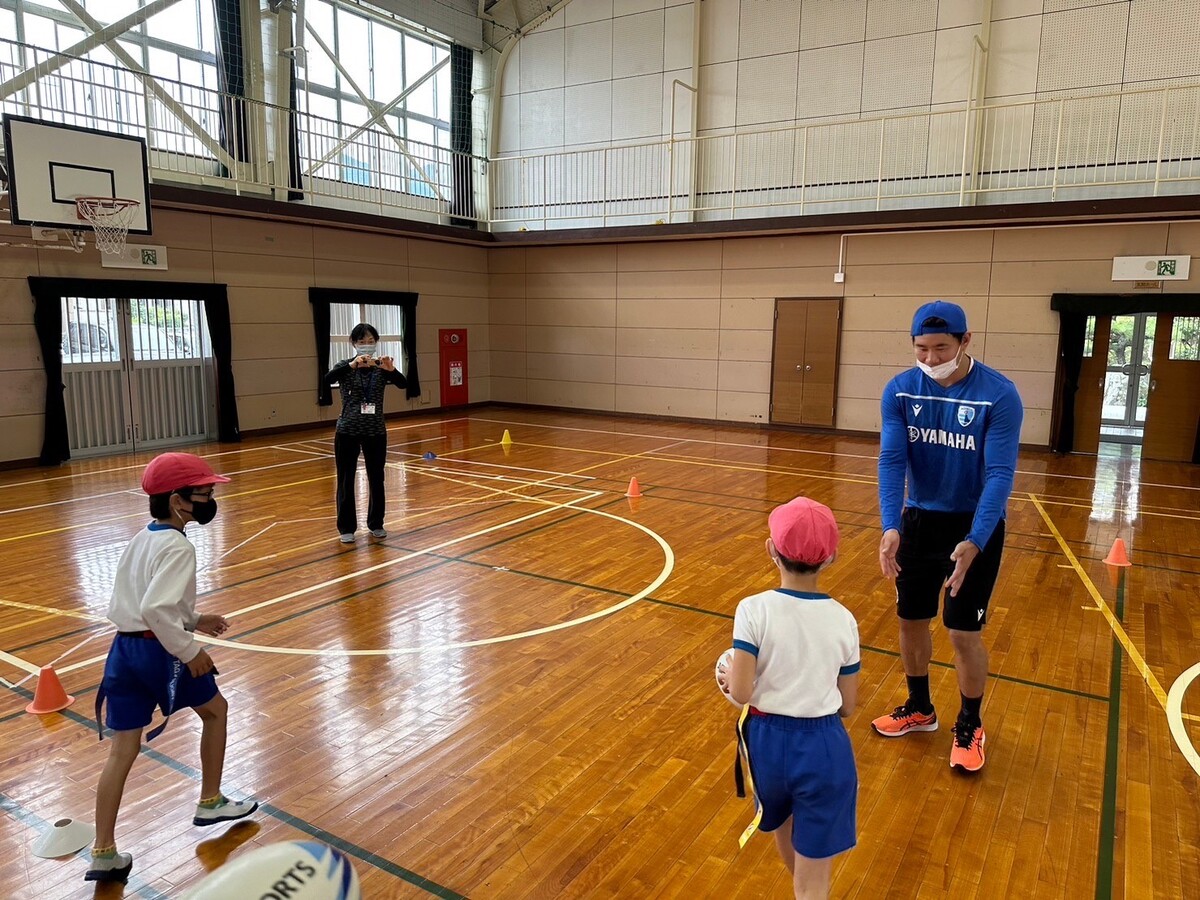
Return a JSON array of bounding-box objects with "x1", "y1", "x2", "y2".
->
[
  {"x1": 488, "y1": 83, "x2": 1200, "y2": 230},
  {"x1": 6, "y1": 38, "x2": 1200, "y2": 232},
  {"x1": 0, "y1": 38, "x2": 485, "y2": 224}
]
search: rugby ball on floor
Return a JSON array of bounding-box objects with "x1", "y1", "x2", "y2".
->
[
  {"x1": 714, "y1": 649, "x2": 742, "y2": 709},
  {"x1": 183, "y1": 840, "x2": 361, "y2": 900}
]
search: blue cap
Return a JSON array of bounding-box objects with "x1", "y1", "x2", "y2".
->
[{"x1": 911, "y1": 300, "x2": 968, "y2": 337}]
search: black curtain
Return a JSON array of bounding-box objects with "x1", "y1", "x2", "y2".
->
[
  {"x1": 287, "y1": 21, "x2": 304, "y2": 200},
  {"x1": 309, "y1": 288, "x2": 420, "y2": 403},
  {"x1": 28, "y1": 278, "x2": 241, "y2": 451},
  {"x1": 29, "y1": 287, "x2": 69, "y2": 465},
  {"x1": 202, "y1": 294, "x2": 241, "y2": 442},
  {"x1": 449, "y1": 44, "x2": 476, "y2": 227},
  {"x1": 311, "y1": 297, "x2": 333, "y2": 406},
  {"x1": 1052, "y1": 310, "x2": 1087, "y2": 455},
  {"x1": 213, "y1": 0, "x2": 250, "y2": 165}
]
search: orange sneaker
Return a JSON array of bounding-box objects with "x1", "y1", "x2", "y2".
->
[
  {"x1": 870, "y1": 704, "x2": 938, "y2": 737},
  {"x1": 950, "y1": 720, "x2": 986, "y2": 772}
]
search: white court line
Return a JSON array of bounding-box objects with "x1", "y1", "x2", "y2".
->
[
  {"x1": 198, "y1": 524, "x2": 276, "y2": 573},
  {"x1": 471, "y1": 415, "x2": 1200, "y2": 493},
  {"x1": 404, "y1": 463, "x2": 598, "y2": 495},
  {"x1": 0, "y1": 487, "x2": 143, "y2": 517},
  {"x1": 398, "y1": 453, "x2": 596, "y2": 481},
  {"x1": 271, "y1": 445, "x2": 334, "y2": 458},
  {"x1": 215, "y1": 484, "x2": 604, "y2": 623},
  {"x1": 0, "y1": 455, "x2": 333, "y2": 516},
  {"x1": 1167, "y1": 663, "x2": 1200, "y2": 778},
  {"x1": 0, "y1": 649, "x2": 40, "y2": 676},
  {"x1": 0, "y1": 416, "x2": 468, "y2": 489}
]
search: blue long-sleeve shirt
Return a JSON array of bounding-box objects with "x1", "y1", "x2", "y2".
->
[{"x1": 878, "y1": 359, "x2": 1024, "y2": 549}]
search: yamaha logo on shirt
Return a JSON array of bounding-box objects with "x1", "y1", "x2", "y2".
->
[
  {"x1": 957, "y1": 406, "x2": 976, "y2": 427},
  {"x1": 907, "y1": 426, "x2": 920, "y2": 443}
]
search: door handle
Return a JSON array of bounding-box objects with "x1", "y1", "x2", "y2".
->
[
  {"x1": 795, "y1": 365, "x2": 803, "y2": 371},
  {"x1": 804, "y1": 365, "x2": 812, "y2": 372}
]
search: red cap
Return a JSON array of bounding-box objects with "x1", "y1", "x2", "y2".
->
[
  {"x1": 141, "y1": 452, "x2": 231, "y2": 495},
  {"x1": 768, "y1": 497, "x2": 839, "y2": 565}
]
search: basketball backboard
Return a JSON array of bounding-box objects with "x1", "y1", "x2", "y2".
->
[{"x1": 2, "y1": 115, "x2": 152, "y2": 234}]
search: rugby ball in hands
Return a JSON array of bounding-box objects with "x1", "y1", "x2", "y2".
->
[{"x1": 714, "y1": 649, "x2": 742, "y2": 709}]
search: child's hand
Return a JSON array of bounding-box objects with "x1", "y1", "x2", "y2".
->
[
  {"x1": 196, "y1": 614, "x2": 228, "y2": 636},
  {"x1": 187, "y1": 649, "x2": 215, "y2": 677}
]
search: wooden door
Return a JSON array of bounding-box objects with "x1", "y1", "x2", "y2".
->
[
  {"x1": 1143, "y1": 314, "x2": 1200, "y2": 462},
  {"x1": 770, "y1": 299, "x2": 842, "y2": 427},
  {"x1": 1073, "y1": 315, "x2": 1111, "y2": 454}
]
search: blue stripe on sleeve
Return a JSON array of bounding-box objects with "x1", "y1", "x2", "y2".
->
[
  {"x1": 838, "y1": 661, "x2": 861, "y2": 676},
  {"x1": 732, "y1": 639, "x2": 759, "y2": 657}
]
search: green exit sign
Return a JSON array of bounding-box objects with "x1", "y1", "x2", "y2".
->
[
  {"x1": 1157, "y1": 259, "x2": 1176, "y2": 276},
  {"x1": 1112, "y1": 255, "x2": 1191, "y2": 281}
]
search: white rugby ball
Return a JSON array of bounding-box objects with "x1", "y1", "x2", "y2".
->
[
  {"x1": 184, "y1": 840, "x2": 361, "y2": 900},
  {"x1": 714, "y1": 649, "x2": 742, "y2": 708}
]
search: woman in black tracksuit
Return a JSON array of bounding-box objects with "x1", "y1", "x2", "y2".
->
[{"x1": 324, "y1": 323, "x2": 406, "y2": 543}]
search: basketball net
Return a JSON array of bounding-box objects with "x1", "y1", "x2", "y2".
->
[{"x1": 75, "y1": 197, "x2": 140, "y2": 255}]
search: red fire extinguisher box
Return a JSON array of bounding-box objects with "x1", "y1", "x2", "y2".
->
[{"x1": 439, "y1": 329, "x2": 469, "y2": 407}]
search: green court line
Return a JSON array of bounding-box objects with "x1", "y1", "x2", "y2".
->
[
  {"x1": 638, "y1": 597, "x2": 1108, "y2": 702},
  {"x1": 0, "y1": 681, "x2": 467, "y2": 900},
  {"x1": 1096, "y1": 570, "x2": 1125, "y2": 900}
]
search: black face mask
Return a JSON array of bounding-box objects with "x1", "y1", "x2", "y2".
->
[{"x1": 189, "y1": 497, "x2": 217, "y2": 526}]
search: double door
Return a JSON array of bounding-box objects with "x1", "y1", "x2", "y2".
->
[
  {"x1": 61, "y1": 296, "x2": 216, "y2": 456},
  {"x1": 770, "y1": 299, "x2": 842, "y2": 428},
  {"x1": 1073, "y1": 312, "x2": 1200, "y2": 460}
]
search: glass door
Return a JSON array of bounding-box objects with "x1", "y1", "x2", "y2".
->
[{"x1": 1101, "y1": 313, "x2": 1156, "y2": 444}]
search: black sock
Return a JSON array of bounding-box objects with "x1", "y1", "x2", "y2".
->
[
  {"x1": 959, "y1": 693, "x2": 983, "y2": 726},
  {"x1": 906, "y1": 675, "x2": 933, "y2": 714}
]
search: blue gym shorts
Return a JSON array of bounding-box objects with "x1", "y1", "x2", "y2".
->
[
  {"x1": 99, "y1": 633, "x2": 218, "y2": 732},
  {"x1": 746, "y1": 711, "x2": 858, "y2": 859}
]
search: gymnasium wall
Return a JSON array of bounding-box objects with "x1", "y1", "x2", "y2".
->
[
  {"x1": 495, "y1": 0, "x2": 1200, "y2": 153},
  {"x1": 487, "y1": 221, "x2": 1200, "y2": 445},
  {"x1": 0, "y1": 211, "x2": 489, "y2": 464}
]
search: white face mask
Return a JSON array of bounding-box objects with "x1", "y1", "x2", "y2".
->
[
  {"x1": 916, "y1": 347, "x2": 962, "y2": 381},
  {"x1": 354, "y1": 343, "x2": 377, "y2": 358}
]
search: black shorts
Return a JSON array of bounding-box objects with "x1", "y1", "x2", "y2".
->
[{"x1": 895, "y1": 508, "x2": 1004, "y2": 632}]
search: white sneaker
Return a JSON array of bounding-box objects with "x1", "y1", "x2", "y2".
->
[
  {"x1": 84, "y1": 850, "x2": 133, "y2": 883},
  {"x1": 339, "y1": 533, "x2": 355, "y2": 543},
  {"x1": 370, "y1": 528, "x2": 387, "y2": 539},
  {"x1": 193, "y1": 796, "x2": 259, "y2": 827}
]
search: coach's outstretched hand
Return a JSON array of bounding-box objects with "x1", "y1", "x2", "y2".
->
[
  {"x1": 945, "y1": 540, "x2": 980, "y2": 597},
  {"x1": 879, "y1": 529, "x2": 902, "y2": 579}
]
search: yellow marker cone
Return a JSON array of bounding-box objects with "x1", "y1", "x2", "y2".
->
[{"x1": 500, "y1": 429, "x2": 513, "y2": 447}]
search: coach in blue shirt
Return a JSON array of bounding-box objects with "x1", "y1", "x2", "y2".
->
[{"x1": 871, "y1": 301, "x2": 1023, "y2": 774}]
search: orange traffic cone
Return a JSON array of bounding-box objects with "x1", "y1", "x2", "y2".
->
[
  {"x1": 1104, "y1": 538, "x2": 1131, "y2": 567},
  {"x1": 625, "y1": 477, "x2": 643, "y2": 498},
  {"x1": 25, "y1": 665, "x2": 75, "y2": 715}
]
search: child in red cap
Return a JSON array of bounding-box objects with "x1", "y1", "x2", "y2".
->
[
  {"x1": 87, "y1": 453, "x2": 258, "y2": 884},
  {"x1": 719, "y1": 496, "x2": 860, "y2": 899}
]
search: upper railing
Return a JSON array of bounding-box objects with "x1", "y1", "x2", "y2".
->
[
  {"x1": 488, "y1": 82, "x2": 1200, "y2": 230},
  {"x1": 0, "y1": 38, "x2": 485, "y2": 225},
  {"x1": 4, "y1": 37, "x2": 1200, "y2": 232}
]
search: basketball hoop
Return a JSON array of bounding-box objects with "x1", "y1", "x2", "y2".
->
[{"x1": 75, "y1": 197, "x2": 140, "y2": 255}]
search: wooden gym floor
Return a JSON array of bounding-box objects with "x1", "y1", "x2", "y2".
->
[{"x1": 0, "y1": 406, "x2": 1197, "y2": 899}]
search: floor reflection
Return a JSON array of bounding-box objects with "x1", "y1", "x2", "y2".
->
[{"x1": 1090, "y1": 442, "x2": 1142, "y2": 525}]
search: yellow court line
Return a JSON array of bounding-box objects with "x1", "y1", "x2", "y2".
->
[
  {"x1": 1029, "y1": 493, "x2": 1168, "y2": 710},
  {"x1": 0, "y1": 614, "x2": 60, "y2": 636},
  {"x1": 0, "y1": 473, "x2": 337, "y2": 545},
  {"x1": 515, "y1": 440, "x2": 885, "y2": 489},
  {"x1": 0, "y1": 599, "x2": 105, "y2": 622},
  {"x1": 471, "y1": 415, "x2": 1200, "y2": 493}
]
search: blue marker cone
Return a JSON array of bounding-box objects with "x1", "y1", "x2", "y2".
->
[{"x1": 423, "y1": 451, "x2": 437, "y2": 460}]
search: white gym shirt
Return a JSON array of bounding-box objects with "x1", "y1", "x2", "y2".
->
[
  {"x1": 108, "y1": 523, "x2": 202, "y2": 663},
  {"x1": 732, "y1": 589, "x2": 861, "y2": 718}
]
